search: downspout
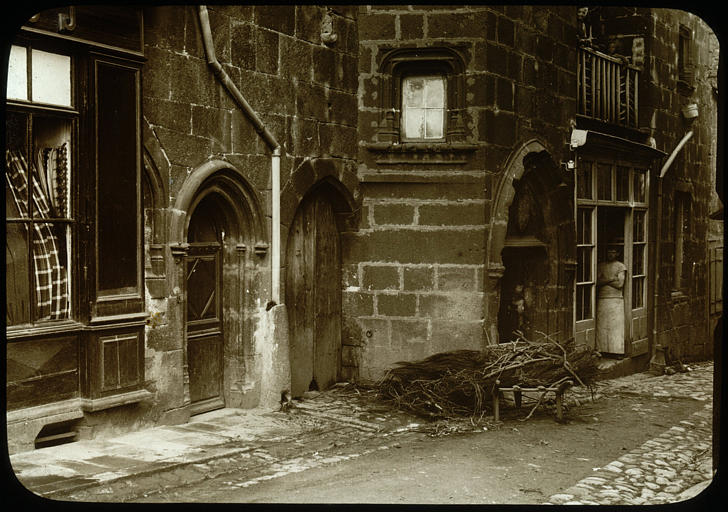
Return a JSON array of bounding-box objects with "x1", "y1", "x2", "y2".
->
[
  {"x1": 650, "y1": 128, "x2": 694, "y2": 372},
  {"x1": 198, "y1": 5, "x2": 282, "y2": 303}
]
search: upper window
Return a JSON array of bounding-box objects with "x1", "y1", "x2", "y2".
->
[
  {"x1": 678, "y1": 25, "x2": 694, "y2": 86},
  {"x1": 374, "y1": 46, "x2": 467, "y2": 146},
  {"x1": 7, "y1": 45, "x2": 72, "y2": 107},
  {"x1": 401, "y1": 75, "x2": 446, "y2": 140}
]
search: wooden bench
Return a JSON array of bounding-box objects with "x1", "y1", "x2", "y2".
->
[{"x1": 492, "y1": 378, "x2": 574, "y2": 422}]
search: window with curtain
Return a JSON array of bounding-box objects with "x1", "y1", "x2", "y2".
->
[{"x1": 401, "y1": 75, "x2": 446, "y2": 140}]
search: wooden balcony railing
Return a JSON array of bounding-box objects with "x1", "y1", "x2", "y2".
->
[{"x1": 578, "y1": 46, "x2": 640, "y2": 128}]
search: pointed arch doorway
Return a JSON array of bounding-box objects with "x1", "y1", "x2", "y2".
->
[
  {"x1": 185, "y1": 194, "x2": 226, "y2": 415},
  {"x1": 286, "y1": 186, "x2": 342, "y2": 398}
]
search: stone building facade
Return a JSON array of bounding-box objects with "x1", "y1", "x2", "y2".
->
[{"x1": 4, "y1": 5, "x2": 721, "y2": 454}]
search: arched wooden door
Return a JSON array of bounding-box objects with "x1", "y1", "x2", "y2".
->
[
  {"x1": 286, "y1": 190, "x2": 341, "y2": 398},
  {"x1": 186, "y1": 196, "x2": 225, "y2": 415}
]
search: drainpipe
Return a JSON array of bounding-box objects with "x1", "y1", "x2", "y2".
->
[
  {"x1": 198, "y1": 5, "x2": 282, "y2": 303},
  {"x1": 651, "y1": 106, "x2": 697, "y2": 372}
]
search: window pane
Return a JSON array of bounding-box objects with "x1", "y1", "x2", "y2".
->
[
  {"x1": 7, "y1": 45, "x2": 28, "y2": 101},
  {"x1": 403, "y1": 108, "x2": 425, "y2": 139},
  {"x1": 577, "y1": 207, "x2": 592, "y2": 244},
  {"x1": 32, "y1": 222, "x2": 70, "y2": 321},
  {"x1": 5, "y1": 222, "x2": 31, "y2": 325},
  {"x1": 633, "y1": 210, "x2": 645, "y2": 243},
  {"x1": 33, "y1": 116, "x2": 72, "y2": 219},
  {"x1": 632, "y1": 277, "x2": 644, "y2": 309},
  {"x1": 578, "y1": 246, "x2": 592, "y2": 282},
  {"x1": 577, "y1": 284, "x2": 592, "y2": 320},
  {"x1": 597, "y1": 163, "x2": 612, "y2": 200},
  {"x1": 425, "y1": 77, "x2": 445, "y2": 107},
  {"x1": 403, "y1": 77, "x2": 425, "y2": 107},
  {"x1": 632, "y1": 243, "x2": 644, "y2": 276},
  {"x1": 31, "y1": 49, "x2": 71, "y2": 107},
  {"x1": 187, "y1": 257, "x2": 218, "y2": 321},
  {"x1": 633, "y1": 169, "x2": 646, "y2": 202},
  {"x1": 616, "y1": 166, "x2": 629, "y2": 201},
  {"x1": 425, "y1": 108, "x2": 444, "y2": 138},
  {"x1": 577, "y1": 161, "x2": 593, "y2": 199},
  {"x1": 97, "y1": 62, "x2": 138, "y2": 293}
]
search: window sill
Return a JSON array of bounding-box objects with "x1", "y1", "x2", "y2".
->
[
  {"x1": 6, "y1": 320, "x2": 85, "y2": 340},
  {"x1": 81, "y1": 389, "x2": 154, "y2": 412},
  {"x1": 363, "y1": 141, "x2": 479, "y2": 165}
]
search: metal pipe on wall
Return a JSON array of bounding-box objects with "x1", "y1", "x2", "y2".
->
[{"x1": 198, "y1": 5, "x2": 282, "y2": 303}]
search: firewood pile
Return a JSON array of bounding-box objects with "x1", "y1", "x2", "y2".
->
[{"x1": 377, "y1": 334, "x2": 601, "y2": 420}]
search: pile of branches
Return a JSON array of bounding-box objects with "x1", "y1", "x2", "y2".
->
[{"x1": 377, "y1": 333, "x2": 601, "y2": 419}]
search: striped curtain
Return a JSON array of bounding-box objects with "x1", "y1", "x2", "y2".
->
[{"x1": 5, "y1": 148, "x2": 69, "y2": 320}]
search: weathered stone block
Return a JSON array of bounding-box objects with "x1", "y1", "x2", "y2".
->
[
  {"x1": 360, "y1": 13, "x2": 396, "y2": 40},
  {"x1": 255, "y1": 5, "x2": 295, "y2": 35},
  {"x1": 373, "y1": 203, "x2": 415, "y2": 225},
  {"x1": 363, "y1": 264, "x2": 400, "y2": 290},
  {"x1": 377, "y1": 293, "x2": 417, "y2": 317},
  {"x1": 428, "y1": 12, "x2": 486, "y2": 38},
  {"x1": 418, "y1": 202, "x2": 485, "y2": 226},
  {"x1": 497, "y1": 16, "x2": 515, "y2": 46},
  {"x1": 343, "y1": 291, "x2": 374, "y2": 316},
  {"x1": 255, "y1": 28, "x2": 279, "y2": 74},
  {"x1": 279, "y1": 37, "x2": 313, "y2": 82},
  {"x1": 418, "y1": 292, "x2": 484, "y2": 321},
  {"x1": 438, "y1": 266, "x2": 477, "y2": 292},
  {"x1": 390, "y1": 319, "x2": 429, "y2": 345},
  {"x1": 430, "y1": 321, "x2": 484, "y2": 352},
  {"x1": 403, "y1": 266, "x2": 435, "y2": 291},
  {"x1": 399, "y1": 14, "x2": 424, "y2": 40},
  {"x1": 313, "y1": 45, "x2": 337, "y2": 86}
]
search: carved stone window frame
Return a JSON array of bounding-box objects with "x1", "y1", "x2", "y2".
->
[{"x1": 364, "y1": 46, "x2": 477, "y2": 163}]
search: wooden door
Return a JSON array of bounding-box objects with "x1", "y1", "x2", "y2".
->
[
  {"x1": 185, "y1": 201, "x2": 225, "y2": 415},
  {"x1": 286, "y1": 191, "x2": 341, "y2": 397}
]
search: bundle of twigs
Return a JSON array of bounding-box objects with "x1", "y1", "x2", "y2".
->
[{"x1": 377, "y1": 332, "x2": 601, "y2": 419}]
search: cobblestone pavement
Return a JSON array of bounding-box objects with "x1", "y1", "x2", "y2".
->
[{"x1": 546, "y1": 362, "x2": 715, "y2": 505}]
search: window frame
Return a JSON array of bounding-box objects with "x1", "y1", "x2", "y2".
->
[
  {"x1": 5, "y1": 41, "x2": 80, "y2": 330},
  {"x1": 376, "y1": 46, "x2": 467, "y2": 146},
  {"x1": 400, "y1": 73, "x2": 447, "y2": 142}
]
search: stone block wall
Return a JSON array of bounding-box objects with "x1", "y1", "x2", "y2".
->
[
  {"x1": 349, "y1": 5, "x2": 577, "y2": 381},
  {"x1": 141, "y1": 5, "x2": 360, "y2": 414},
  {"x1": 643, "y1": 9, "x2": 720, "y2": 362}
]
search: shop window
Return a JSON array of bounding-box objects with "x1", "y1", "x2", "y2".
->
[{"x1": 6, "y1": 46, "x2": 74, "y2": 326}]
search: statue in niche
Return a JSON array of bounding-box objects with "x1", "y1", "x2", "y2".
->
[{"x1": 596, "y1": 245, "x2": 627, "y2": 354}]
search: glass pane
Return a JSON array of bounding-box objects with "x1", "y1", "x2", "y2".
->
[
  {"x1": 425, "y1": 77, "x2": 445, "y2": 107},
  {"x1": 633, "y1": 169, "x2": 646, "y2": 203},
  {"x1": 578, "y1": 246, "x2": 592, "y2": 282},
  {"x1": 7, "y1": 45, "x2": 28, "y2": 101},
  {"x1": 632, "y1": 277, "x2": 644, "y2": 309},
  {"x1": 97, "y1": 62, "x2": 138, "y2": 293},
  {"x1": 6, "y1": 112, "x2": 30, "y2": 216},
  {"x1": 403, "y1": 77, "x2": 425, "y2": 107},
  {"x1": 32, "y1": 222, "x2": 70, "y2": 321},
  {"x1": 597, "y1": 163, "x2": 612, "y2": 200},
  {"x1": 425, "y1": 108, "x2": 444, "y2": 138},
  {"x1": 32, "y1": 116, "x2": 72, "y2": 219},
  {"x1": 31, "y1": 49, "x2": 71, "y2": 107},
  {"x1": 616, "y1": 166, "x2": 629, "y2": 201},
  {"x1": 577, "y1": 284, "x2": 592, "y2": 320},
  {"x1": 5, "y1": 222, "x2": 31, "y2": 325},
  {"x1": 403, "y1": 107, "x2": 425, "y2": 139},
  {"x1": 633, "y1": 210, "x2": 645, "y2": 242},
  {"x1": 632, "y1": 243, "x2": 644, "y2": 275},
  {"x1": 577, "y1": 161, "x2": 593, "y2": 199},
  {"x1": 577, "y1": 207, "x2": 592, "y2": 244}
]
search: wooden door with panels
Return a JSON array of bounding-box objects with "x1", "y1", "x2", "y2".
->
[
  {"x1": 185, "y1": 196, "x2": 225, "y2": 415},
  {"x1": 286, "y1": 189, "x2": 342, "y2": 398}
]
